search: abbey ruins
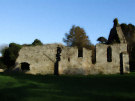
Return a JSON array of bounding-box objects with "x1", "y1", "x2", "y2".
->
[{"x1": 15, "y1": 21, "x2": 130, "y2": 75}]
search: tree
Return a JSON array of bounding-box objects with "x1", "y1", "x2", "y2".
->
[
  {"x1": 0, "y1": 57, "x2": 7, "y2": 69},
  {"x1": 121, "y1": 23, "x2": 135, "y2": 44},
  {"x1": 121, "y1": 23, "x2": 135, "y2": 71},
  {"x1": 63, "y1": 25, "x2": 93, "y2": 49},
  {"x1": 32, "y1": 39, "x2": 43, "y2": 46},
  {"x1": 2, "y1": 43, "x2": 22, "y2": 68},
  {"x1": 97, "y1": 37, "x2": 107, "y2": 44}
]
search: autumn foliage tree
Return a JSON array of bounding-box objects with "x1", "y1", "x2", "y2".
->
[{"x1": 63, "y1": 25, "x2": 93, "y2": 49}]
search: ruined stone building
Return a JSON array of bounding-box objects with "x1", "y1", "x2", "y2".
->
[{"x1": 15, "y1": 21, "x2": 130, "y2": 75}]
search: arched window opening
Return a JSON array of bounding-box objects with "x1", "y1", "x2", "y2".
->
[
  {"x1": 21, "y1": 62, "x2": 30, "y2": 71},
  {"x1": 78, "y1": 48, "x2": 83, "y2": 57},
  {"x1": 107, "y1": 46, "x2": 112, "y2": 62}
]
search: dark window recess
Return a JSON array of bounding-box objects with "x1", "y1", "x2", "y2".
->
[
  {"x1": 68, "y1": 57, "x2": 70, "y2": 62},
  {"x1": 107, "y1": 46, "x2": 112, "y2": 62},
  {"x1": 78, "y1": 48, "x2": 83, "y2": 57},
  {"x1": 92, "y1": 47, "x2": 96, "y2": 64},
  {"x1": 21, "y1": 62, "x2": 30, "y2": 70}
]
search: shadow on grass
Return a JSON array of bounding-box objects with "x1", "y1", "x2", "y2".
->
[{"x1": 0, "y1": 72, "x2": 135, "y2": 101}]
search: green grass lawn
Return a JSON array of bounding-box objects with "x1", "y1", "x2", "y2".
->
[{"x1": 0, "y1": 72, "x2": 135, "y2": 101}]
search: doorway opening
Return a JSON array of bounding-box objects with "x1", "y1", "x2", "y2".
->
[
  {"x1": 120, "y1": 53, "x2": 123, "y2": 74},
  {"x1": 21, "y1": 62, "x2": 30, "y2": 71}
]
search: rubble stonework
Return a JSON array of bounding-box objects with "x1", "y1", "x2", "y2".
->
[{"x1": 15, "y1": 42, "x2": 129, "y2": 75}]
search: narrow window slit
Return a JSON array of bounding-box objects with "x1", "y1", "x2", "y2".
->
[{"x1": 107, "y1": 46, "x2": 112, "y2": 62}]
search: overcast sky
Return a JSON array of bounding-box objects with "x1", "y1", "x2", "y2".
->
[{"x1": 0, "y1": 0, "x2": 135, "y2": 46}]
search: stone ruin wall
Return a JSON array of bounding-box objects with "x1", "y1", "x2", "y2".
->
[
  {"x1": 95, "y1": 43, "x2": 129, "y2": 74},
  {"x1": 15, "y1": 44, "x2": 59, "y2": 74},
  {"x1": 122, "y1": 53, "x2": 129, "y2": 73},
  {"x1": 15, "y1": 43, "x2": 130, "y2": 75},
  {"x1": 59, "y1": 47, "x2": 92, "y2": 75},
  {"x1": 15, "y1": 44, "x2": 93, "y2": 75}
]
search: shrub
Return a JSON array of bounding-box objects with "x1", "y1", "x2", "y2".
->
[{"x1": 32, "y1": 39, "x2": 43, "y2": 46}]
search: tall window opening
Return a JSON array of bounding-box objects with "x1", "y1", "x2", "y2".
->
[
  {"x1": 107, "y1": 46, "x2": 112, "y2": 62},
  {"x1": 78, "y1": 48, "x2": 83, "y2": 57},
  {"x1": 92, "y1": 47, "x2": 96, "y2": 64}
]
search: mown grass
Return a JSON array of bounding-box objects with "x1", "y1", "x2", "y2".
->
[{"x1": 0, "y1": 72, "x2": 135, "y2": 101}]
